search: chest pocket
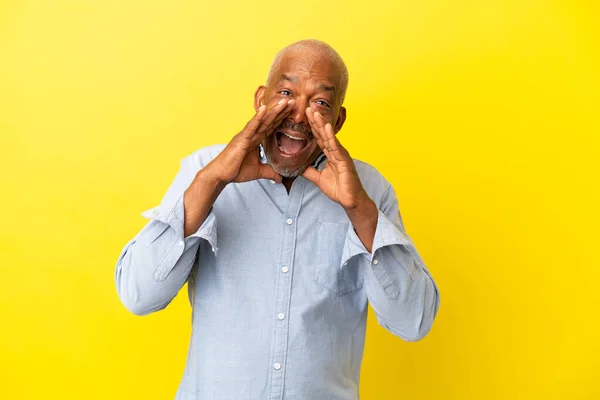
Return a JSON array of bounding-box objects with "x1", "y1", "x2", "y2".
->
[{"x1": 313, "y1": 222, "x2": 364, "y2": 296}]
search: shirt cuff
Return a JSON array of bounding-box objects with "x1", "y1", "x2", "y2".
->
[
  {"x1": 142, "y1": 195, "x2": 184, "y2": 237},
  {"x1": 141, "y1": 194, "x2": 219, "y2": 254},
  {"x1": 340, "y1": 209, "x2": 411, "y2": 268}
]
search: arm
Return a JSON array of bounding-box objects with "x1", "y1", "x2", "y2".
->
[
  {"x1": 114, "y1": 156, "x2": 219, "y2": 316},
  {"x1": 302, "y1": 108, "x2": 439, "y2": 341},
  {"x1": 115, "y1": 98, "x2": 295, "y2": 316},
  {"x1": 350, "y1": 184, "x2": 440, "y2": 341}
]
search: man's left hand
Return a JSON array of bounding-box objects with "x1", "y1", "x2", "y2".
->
[
  {"x1": 302, "y1": 108, "x2": 379, "y2": 251},
  {"x1": 302, "y1": 107, "x2": 370, "y2": 211}
]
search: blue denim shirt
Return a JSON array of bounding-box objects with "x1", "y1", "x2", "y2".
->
[{"x1": 115, "y1": 144, "x2": 439, "y2": 399}]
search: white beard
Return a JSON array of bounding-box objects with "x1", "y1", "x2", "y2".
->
[{"x1": 263, "y1": 146, "x2": 312, "y2": 178}]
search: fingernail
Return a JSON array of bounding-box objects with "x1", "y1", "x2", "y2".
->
[
  {"x1": 287, "y1": 99, "x2": 295, "y2": 104},
  {"x1": 259, "y1": 105, "x2": 266, "y2": 111},
  {"x1": 277, "y1": 99, "x2": 285, "y2": 105}
]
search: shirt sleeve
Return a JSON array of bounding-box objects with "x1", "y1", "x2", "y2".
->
[
  {"x1": 114, "y1": 155, "x2": 218, "y2": 316},
  {"x1": 341, "y1": 184, "x2": 440, "y2": 341}
]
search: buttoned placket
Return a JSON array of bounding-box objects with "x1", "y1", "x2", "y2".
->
[{"x1": 266, "y1": 177, "x2": 306, "y2": 400}]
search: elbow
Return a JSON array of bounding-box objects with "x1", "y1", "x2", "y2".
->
[
  {"x1": 115, "y1": 271, "x2": 168, "y2": 316},
  {"x1": 117, "y1": 288, "x2": 169, "y2": 316},
  {"x1": 117, "y1": 285, "x2": 152, "y2": 316},
  {"x1": 115, "y1": 249, "x2": 170, "y2": 316},
  {"x1": 402, "y1": 276, "x2": 440, "y2": 341},
  {"x1": 378, "y1": 286, "x2": 440, "y2": 342},
  {"x1": 402, "y1": 319, "x2": 435, "y2": 342},
  {"x1": 124, "y1": 303, "x2": 150, "y2": 317},
  {"x1": 378, "y1": 316, "x2": 434, "y2": 342},
  {"x1": 119, "y1": 294, "x2": 155, "y2": 316},
  {"x1": 408, "y1": 298, "x2": 439, "y2": 341}
]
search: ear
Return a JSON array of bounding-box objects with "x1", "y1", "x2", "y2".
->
[
  {"x1": 333, "y1": 106, "x2": 346, "y2": 134},
  {"x1": 254, "y1": 86, "x2": 266, "y2": 112}
]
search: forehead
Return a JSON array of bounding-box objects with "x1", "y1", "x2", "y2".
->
[{"x1": 273, "y1": 50, "x2": 341, "y2": 87}]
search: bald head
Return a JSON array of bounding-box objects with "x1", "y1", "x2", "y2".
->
[{"x1": 266, "y1": 40, "x2": 349, "y2": 105}]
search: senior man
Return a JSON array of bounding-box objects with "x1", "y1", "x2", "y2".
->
[{"x1": 115, "y1": 39, "x2": 439, "y2": 400}]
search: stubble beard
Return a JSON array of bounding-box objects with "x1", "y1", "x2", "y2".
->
[{"x1": 263, "y1": 143, "x2": 313, "y2": 178}]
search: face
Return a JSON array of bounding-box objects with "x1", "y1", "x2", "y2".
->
[{"x1": 255, "y1": 51, "x2": 346, "y2": 178}]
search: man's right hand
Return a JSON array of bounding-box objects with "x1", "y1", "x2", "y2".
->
[
  {"x1": 204, "y1": 97, "x2": 296, "y2": 185},
  {"x1": 182, "y1": 97, "x2": 295, "y2": 237}
]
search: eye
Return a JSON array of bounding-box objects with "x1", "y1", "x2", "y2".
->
[
  {"x1": 278, "y1": 90, "x2": 292, "y2": 96},
  {"x1": 315, "y1": 100, "x2": 330, "y2": 108}
]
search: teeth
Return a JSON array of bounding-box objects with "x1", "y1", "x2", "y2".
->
[{"x1": 283, "y1": 133, "x2": 305, "y2": 141}]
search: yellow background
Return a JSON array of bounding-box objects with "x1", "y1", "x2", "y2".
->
[{"x1": 1, "y1": 0, "x2": 598, "y2": 398}]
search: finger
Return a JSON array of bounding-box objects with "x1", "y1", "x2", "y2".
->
[
  {"x1": 255, "y1": 101, "x2": 295, "y2": 146},
  {"x1": 306, "y1": 110, "x2": 332, "y2": 157},
  {"x1": 240, "y1": 105, "x2": 267, "y2": 138},
  {"x1": 308, "y1": 108, "x2": 330, "y2": 146},
  {"x1": 314, "y1": 112, "x2": 337, "y2": 148},
  {"x1": 311, "y1": 108, "x2": 327, "y2": 131},
  {"x1": 248, "y1": 99, "x2": 294, "y2": 148},
  {"x1": 305, "y1": 107, "x2": 323, "y2": 135},
  {"x1": 322, "y1": 124, "x2": 347, "y2": 162},
  {"x1": 312, "y1": 113, "x2": 349, "y2": 163},
  {"x1": 254, "y1": 98, "x2": 287, "y2": 134},
  {"x1": 306, "y1": 109, "x2": 337, "y2": 161},
  {"x1": 255, "y1": 98, "x2": 294, "y2": 136},
  {"x1": 301, "y1": 166, "x2": 320, "y2": 185},
  {"x1": 248, "y1": 102, "x2": 294, "y2": 149},
  {"x1": 313, "y1": 110, "x2": 332, "y2": 139},
  {"x1": 257, "y1": 164, "x2": 283, "y2": 183},
  {"x1": 305, "y1": 107, "x2": 327, "y2": 148},
  {"x1": 305, "y1": 106, "x2": 316, "y2": 125},
  {"x1": 274, "y1": 100, "x2": 295, "y2": 128}
]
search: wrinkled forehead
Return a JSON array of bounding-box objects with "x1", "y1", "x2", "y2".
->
[{"x1": 274, "y1": 50, "x2": 342, "y2": 88}]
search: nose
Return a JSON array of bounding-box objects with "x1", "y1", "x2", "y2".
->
[{"x1": 289, "y1": 95, "x2": 309, "y2": 125}]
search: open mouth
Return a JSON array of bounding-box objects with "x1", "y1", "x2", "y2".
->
[{"x1": 275, "y1": 131, "x2": 311, "y2": 156}]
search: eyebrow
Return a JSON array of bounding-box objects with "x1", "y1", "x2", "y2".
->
[
  {"x1": 280, "y1": 74, "x2": 299, "y2": 83},
  {"x1": 279, "y1": 74, "x2": 337, "y2": 95},
  {"x1": 317, "y1": 82, "x2": 336, "y2": 95}
]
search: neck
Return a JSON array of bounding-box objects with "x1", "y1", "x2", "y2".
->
[{"x1": 282, "y1": 177, "x2": 296, "y2": 193}]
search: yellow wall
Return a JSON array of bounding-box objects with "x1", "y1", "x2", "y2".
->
[{"x1": 1, "y1": 0, "x2": 598, "y2": 398}]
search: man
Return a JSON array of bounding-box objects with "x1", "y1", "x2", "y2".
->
[{"x1": 115, "y1": 39, "x2": 439, "y2": 400}]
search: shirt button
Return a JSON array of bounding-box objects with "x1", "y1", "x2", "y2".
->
[
  {"x1": 270, "y1": 180, "x2": 277, "y2": 184},
  {"x1": 286, "y1": 218, "x2": 293, "y2": 225},
  {"x1": 277, "y1": 313, "x2": 285, "y2": 320},
  {"x1": 281, "y1": 266, "x2": 289, "y2": 273},
  {"x1": 274, "y1": 363, "x2": 281, "y2": 370},
  {"x1": 178, "y1": 240, "x2": 184, "y2": 247},
  {"x1": 372, "y1": 258, "x2": 379, "y2": 265}
]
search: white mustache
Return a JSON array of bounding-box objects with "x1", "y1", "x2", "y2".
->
[{"x1": 278, "y1": 120, "x2": 313, "y2": 139}]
